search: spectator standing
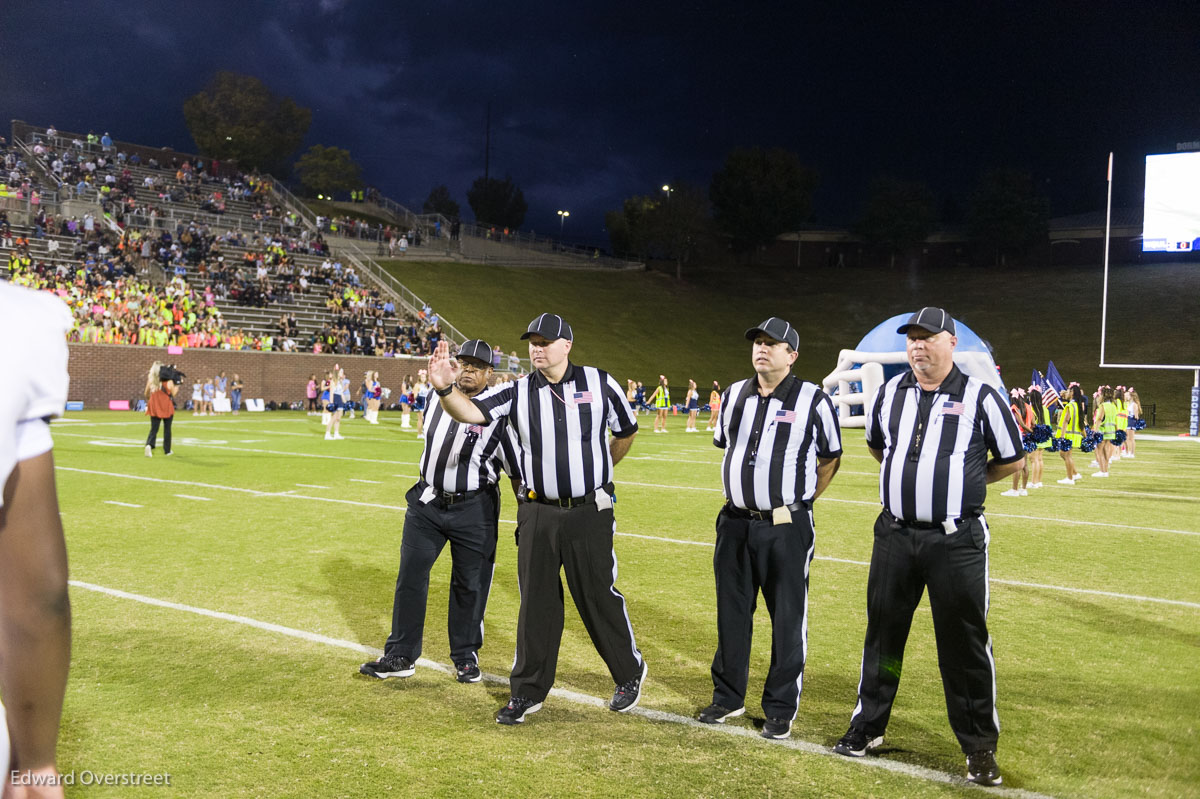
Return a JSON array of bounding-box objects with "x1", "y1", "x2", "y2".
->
[
  {"x1": 230, "y1": 373, "x2": 243, "y2": 415},
  {"x1": 144, "y1": 363, "x2": 178, "y2": 457}
]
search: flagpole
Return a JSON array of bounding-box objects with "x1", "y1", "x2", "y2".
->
[{"x1": 1099, "y1": 152, "x2": 1113, "y2": 366}]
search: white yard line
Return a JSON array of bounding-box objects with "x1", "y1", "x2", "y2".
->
[
  {"x1": 58, "y1": 467, "x2": 1200, "y2": 609},
  {"x1": 174, "y1": 494, "x2": 211, "y2": 501},
  {"x1": 295, "y1": 483, "x2": 330, "y2": 489},
  {"x1": 68, "y1": 579, "x2": 1057, "y2": 799},
  {"x1": 103, "y1": 500, "x2": 143, "y2": 508}
]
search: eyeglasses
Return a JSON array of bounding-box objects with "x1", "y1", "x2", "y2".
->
[{"x1": 456, "y1": 360, "x2": 487, "y2": 373}]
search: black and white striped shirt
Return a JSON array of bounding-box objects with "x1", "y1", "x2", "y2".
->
[
  {"x1": 866, "y1": 365, "x2": 1024, "y2": 523},
  {"x1": 472, "y1": 363, "x2": 638, "y2": 500},
  {"x1": 715, "y1": 375, "x2": 843, "y2": 510},
  {"x1": 419, "y1": 396, "x2": 519, "y2": 494}
]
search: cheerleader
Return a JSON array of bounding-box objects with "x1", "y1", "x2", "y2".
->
[
  {"x1": 1001, "y1": 389, "x2": 1031, "y2": 496},
  {"x1": 413, "y1": 369, "x2": 430, "y2": 437},
  {"x1": 706, "y1": 381, "x2": 721, "y2": 431},
  {"x1": 320, "y1": 371, "x2": 333, "y2": 428},
  {"x1": 399, "y1": 375, "x2": 413, "y2": 429},
  {"x1": 1055, "y1": 384, "x2": 1085, "y2": 484},
  {"x1": 191, "y1": 377, "x2": 203, "y2": 415},
  {"x1": 1123, "y1": 387, "x2": 1141, "y2": 458},
  {"x1": 648, "y1": 375, "x2": 670, "y2": 433},
  {"x1": 1092, "y1": 385, "x2": 1116, "y2": 477},
  {"x1": 684, "y1": 379, "x2": 700, "y2": 432},
  {"x1": 325, "y1": 368, "x2": 347, "y2": 440},
  {"x1": 364, "y1": 370, "x2": 382, "y2": 424},
  {"x1": 1026, "y1": 385, "x2": 1052, "y2": 488},
  {"x1": 1112, "y1": 385, "x2": 1129, "y2": 461}
]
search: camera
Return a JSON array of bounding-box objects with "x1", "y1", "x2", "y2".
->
[{"x1": 159, "y1": 364, "x2": 185, "y2": 384}]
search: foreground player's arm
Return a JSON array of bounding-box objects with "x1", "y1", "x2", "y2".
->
[
  {"x1": 813, "y1": 456, "x2": 841, "y2": 499},
  {"x1": 0, "y1": 450, "x2": 70, "y2": 798},
  {"x1": 427, "y1": 341, "x2": 486, "y2": 424},
  {"x1": 610, "y1": 432, "x2": 635, "y2": 466}
]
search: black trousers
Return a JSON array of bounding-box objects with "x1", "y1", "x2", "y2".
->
[
  {"x1": 510, "y1": 499, "x2": 643, "y2": 702},
  {"x1": 146, "y1": 416, "x2": 172, "y2": 453},
  {"x1": 849, "y1": 512, "x2": 999, "y2": 753},
  {"x1": 711, "y1": 505, "x2": 815, "y2": 719},
  {"x1": 384, "y1": 484, "x2": 499, "y2": 664}
]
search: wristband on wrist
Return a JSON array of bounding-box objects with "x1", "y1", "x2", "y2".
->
[{"x1": 435, "y1": 384, "x2": 455, "y2": 397}]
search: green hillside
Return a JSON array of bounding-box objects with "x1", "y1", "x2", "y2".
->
[{"x1": 384, "y1": 259, "x2": 1200, "y2": 428}]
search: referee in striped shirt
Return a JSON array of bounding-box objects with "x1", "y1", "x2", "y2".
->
[
  {"x1": 360, "y1": 339, "x2": 519, "y2": 685},
  {"x1": 698, "y1": 317, "x2": 842, "y2": 740},
  {"x1": 428, "y1": 313, "x2": 646, "y2": 726},
  {"x1": 833, "y1": 308, "x2": 1024, "y2": 788}
]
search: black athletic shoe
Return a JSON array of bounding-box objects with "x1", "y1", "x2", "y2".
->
[
  {"x1": 833, "y1": 727, "x2": 884, "y2": 757},
  {"x1": 610, "y1": 661, "x2": 648, "y2": 712},
  {"x1": 967, "y1": 749, "x2": 1003, "y2": 786},
  {"x1": 496, "y1": 697, "x2": 542, "y2": 725},
  {"x1": 455, "y1": 661, "x2": 482, "y2": 683},
  {"x1": 359, "y1": 653, "x2": 416, "y2": 679},
  {"x1": 761, "y1": 717, "x2": 792, "y2": 739},
  {"x1": 697, "y1": 703, "x2": 746, "y2": 724}
]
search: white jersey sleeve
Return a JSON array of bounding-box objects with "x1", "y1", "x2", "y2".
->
[{"x1": 0, "y1": 282, "x2": 72, "y2": 507}]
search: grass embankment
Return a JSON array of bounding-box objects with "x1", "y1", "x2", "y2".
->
[{"x1": 383, "y1": 259, "x2": 1199, "y2": 428}]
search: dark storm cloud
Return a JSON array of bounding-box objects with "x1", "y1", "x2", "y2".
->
[{"x1": 3, "y1": 0, "x2": 1198, "y2": 240}]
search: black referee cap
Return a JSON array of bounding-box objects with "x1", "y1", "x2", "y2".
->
[
  {"x1": 521, "y1": 313, "x2": 573, "y2": 342},
  {"x1": 897, "y1": 307, "x2": 956, "y2": 336},
  {"x1": 745, "y1": 317, "x2": 799, "y2": 350},
  {"x1": 457, "y1": 339, "x2": 493, "y2": 367}
]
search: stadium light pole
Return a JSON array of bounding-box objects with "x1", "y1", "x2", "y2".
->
[
  {"x1": 557, "y1": 209, "x2": 569, "y2": 237},
  {"x1": 662, "y1": 184, "x2": 673, "y2": 201}
]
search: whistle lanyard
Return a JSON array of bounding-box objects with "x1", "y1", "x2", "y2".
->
[{"x1": 909, "y1": 390, "x2": 937, "y2": 462}]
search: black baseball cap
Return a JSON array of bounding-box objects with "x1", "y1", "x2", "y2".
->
[
  {"x1": 521, "y1": 313, "x2": 573, "y2": 342},
  {"x1": 897, "y1": 307, "x2": 956, "y2": 336},
  {"x1": 456, "y1": 339, "x2": 493, "y2": 367},
  {"x1": 745, "y1": 317, "x2": 799, "y2": 351}
]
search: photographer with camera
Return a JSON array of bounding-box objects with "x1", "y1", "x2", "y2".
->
[{"x1": 144, "y1": 363, "x2": 182, "y2": 457}]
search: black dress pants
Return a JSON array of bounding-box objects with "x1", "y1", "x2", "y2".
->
[
  {"x1": 146, "y1": 416, "x2": 172, "y2": 453},
  {"x1": 510, "y1": 498, "x2": 643, "y2": 702},
  {"x1": 384, "y1": 484, "x2": 499, "y2": 665},
  {"x1": 849, "y1": 511, "x2": 999, "y2": 753},
  {"x1": 711, "y1": 505, "x2": 815, "y2": 720}
]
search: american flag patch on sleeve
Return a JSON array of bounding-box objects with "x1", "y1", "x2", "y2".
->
[{"x1": 942, "y1": 401, "x2": 964, "y2": 415}]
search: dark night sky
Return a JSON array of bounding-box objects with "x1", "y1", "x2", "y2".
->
[{"x1": 2, "y1": 0, "x2": 1198, "y2": 243}]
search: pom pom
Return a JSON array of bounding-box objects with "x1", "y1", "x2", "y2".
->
[
  {"x1": 1032, "y1": 423, "x2": 1053, "y2": 443},
  {"x1": 1021, "y1": 433, "x2": 1037, "y2": 453},
  {"x1": 1114, "y1": 429, "x2": 1127, "y2": 445},
  {"x1": 1053, "y1": 437, "x2": 1073, "y2": 452},
  {"x1": 1131, "y1": 418, "x2": 1147, "y2": 430},
  {"x1": 1080, "y1": 431, "x2": 1103, "y2": 453}
]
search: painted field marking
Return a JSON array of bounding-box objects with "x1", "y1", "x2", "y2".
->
[
  {"x1": 68, "y1": 579, "x2": 1057, "y2": 799},
  {"x1": 174, "y1": 494, "x2": 211, "y2": 501},
  {"x1": 349, "y1": 478, "x2": 382, "y2": 484},
  {"x1": 63, "y1": 467, "x2": 1199, "y2": 609},
  {"x1": 295, "y1": 483, "x2": 330, "y2": 489},
  {"x1": 103, "y1": 500, "x2": 143, "y2": 508}
]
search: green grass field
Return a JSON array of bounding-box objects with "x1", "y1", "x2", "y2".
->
[
  {"x1": 383, "y1": 259, "x2": 1200, "y2": 429},
  {"x1": 49, "y1": 410, "x2": 1199, "y2": 797}
]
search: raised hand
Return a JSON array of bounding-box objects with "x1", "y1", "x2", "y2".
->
[{"x1": 427, "y1": 340, "x2": 459, "y2": 389}]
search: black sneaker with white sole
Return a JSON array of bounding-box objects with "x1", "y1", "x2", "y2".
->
[
  {"x1": 358, "y1": 653, "x2": 415, "y2": 679},
  {"x1": 496, "y1": 697, "x2": 542, "y2": 725},
  {"x1": 967, "y1": 749, "x2": 1003, "y2": 786},
  {"x1": 761, "y1": 717, "x2": 792, "y2": 739},
  {"x1": 833, "y1": 726, "x2": 883, "y2": 757},
  {"x1": 609, "y1": 661, "x2": 648, "y2": 712},
  {"x1": 455, "y1": 661, "x2": 482, "y2": 683},
  {"x1": 697, "y1": 703, "x2": 746, "y2": 724}
]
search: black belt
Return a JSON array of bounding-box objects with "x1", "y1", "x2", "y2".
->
[
  {"x1": 724, "y1": 501, "x2": 808, "y2": 521},
  {"x1": 884, "y1": 509, "x2": 977, "y2": 530},
  {"x1": 520, "y1": 484, "x2": 610, "y2": 508},
  {"x1": 419, "y1": 481, "x2": 489, "y2": 507}
]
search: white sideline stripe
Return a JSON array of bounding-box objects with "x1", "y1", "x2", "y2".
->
[
  {"x1": 103, "y1": 500, "x2": 142, "y2": 508},
  {"x1": 59, "y1": 467, "x2": 1199, "y2": 609},
  {"x1": 349, "y1": 478, "x2": 382, "y2": 484},
  {"x1": 295, "y1": 483, "x2": 330, "y2": 489},
  {"x1": 67, "y1": 579, "x2": 1056, "y2": 799},
  {"x1": 174, "y1": 494, "x2": 211, "y2": 501}
]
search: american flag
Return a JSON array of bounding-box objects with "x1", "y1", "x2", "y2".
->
[
  {"x1": 571, "y1": 391, "x2": 593, "y2": 406},
  {"x1": 942, "y1": 401, "x2": 965, "y2": 416},
  {"x1": 774, "y1": 409, "x2": 797, "y2": 423},
  {"x1": 467, "y1": 424, "x2": 483, "y2": 434}
]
